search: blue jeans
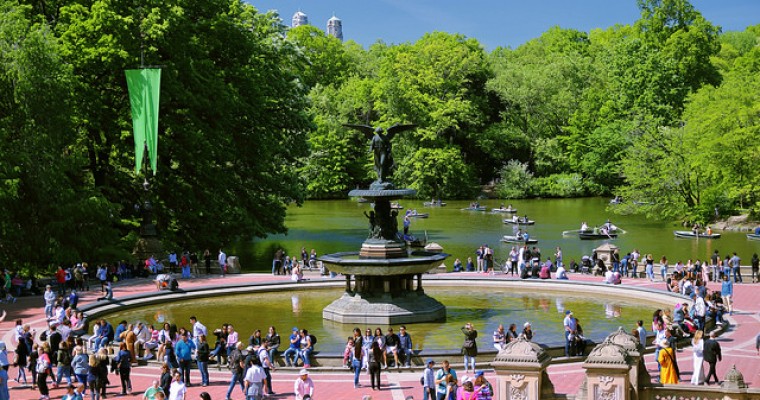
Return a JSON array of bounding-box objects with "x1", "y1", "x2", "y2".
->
[
  {"x1": 96, "y1": 337, "x2": 110, "y2": 351},
  {"x1": 45, "y1": 304, "x2": 54, "y2": 319},
  {"x1": 733, "y1": 267, "x2": 743, "y2": 283},
  {"x1": 197, "y1": 361, "x2": 209, "y2": 385},
  {"x1": 226, "y1": 371, "x2": 245, "y2": 399},
  {"x1": 352, "y1": 359, "x2": 362, "y2": 385},
  {"x1": 463, "y1": 355, "x2": 475, "y2": 371},
  {"x1": 612, "y1": 262, "x2": 619, "y2": 273},
  {"x1": 400, "y1": 348, "x2": 412, "y2": 366},
  {"x1": 300, "y1": 348, "x2": 313, "y2": 366},
  {"x1": 56, "y1": 365, "x2": 72, "y2": 385},
  {"x1": 268, "y1": 348, "x2": 278, "y2": 366},
  {"x1": 75, "y1": 373, "x2": 87, "y2": 393},
  {"x1": 283, "y1": 347, "x2": 298, "y2": 366},
  {"x1": 564, "y1": 331, "x2": 572, "y2": 356}
]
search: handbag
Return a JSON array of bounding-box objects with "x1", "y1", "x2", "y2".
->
[{"x1": 463, "y1": 339, "x2": 475, "y2": 349}]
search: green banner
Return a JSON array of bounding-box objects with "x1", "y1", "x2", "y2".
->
[{"x1": 126, "y1": 69, "x2": 161, "y2": 174}]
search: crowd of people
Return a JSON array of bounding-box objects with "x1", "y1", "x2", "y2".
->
[{"x1": 2, "y1": 238, "x2": 756, "y2": 399}]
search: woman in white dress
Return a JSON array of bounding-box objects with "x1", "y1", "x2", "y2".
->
[{"x1": 690, "y1": 330, "x2": 705, "y2": 385}]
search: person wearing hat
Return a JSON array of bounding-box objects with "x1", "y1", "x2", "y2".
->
[
  {"x1": 294, "y1": 368, "x2": 314, "y2": 400},
  {"x1": 282, "y1": 327, "x2": 301, "y2": 367},
  {"x1": 422, "y1": 359, "x2": 436, "y2": 400},
  {"x1": 657, "y1": 339, "x2": 679, "y2": 384},
  {"x1": 520, "y1": 322, "x2": 534, "y2": 342},
  {"x1": 563, "y1": 310, "x2": 577, "y2": 357},
  {"x1": 473, "y1": 370, "x2": 493, "y2": 400}
]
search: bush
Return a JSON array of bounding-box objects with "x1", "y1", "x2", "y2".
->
[
  {"x1": 530, "y1": 173, "x2": 588, "y2": 198},
  {"x1": 495, "y1": 160, "x2": 533, "y2": 199}
]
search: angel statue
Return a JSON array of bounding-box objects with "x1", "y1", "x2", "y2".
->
[{"x1": 343, "y1": 123, "x2": 416, "y2": 185}]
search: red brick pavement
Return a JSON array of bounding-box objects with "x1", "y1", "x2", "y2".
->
[{"x1": 2, "y1": 271, "x2": 758, "y2": 399}]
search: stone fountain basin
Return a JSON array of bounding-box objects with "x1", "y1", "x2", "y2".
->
[{"x1": 319, "y1": 251, "x2": 448, "y2": 276}]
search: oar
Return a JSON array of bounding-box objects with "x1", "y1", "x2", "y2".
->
[{"x1": 562, "y1": 229, "x2": 581, "y2": 236}]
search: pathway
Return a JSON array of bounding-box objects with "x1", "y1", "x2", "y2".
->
[{"x1": 1, "y1": 270, "x2": 758, "y2": 399}]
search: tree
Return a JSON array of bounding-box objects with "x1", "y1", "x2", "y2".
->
[
  {"x1": 0, "y1": 1, "x2": 121, "y2": 270},
  {"x1": 37, "y1": 0, "x2": 312, "y2": 254},
  {"x1": 488, "y1": 27, "x2": 592, "y2": 178},
  {"x1": 287, "y1": 24, "x2": 355, "y2": 89}
]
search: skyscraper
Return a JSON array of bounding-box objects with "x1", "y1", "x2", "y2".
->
[
  {"x1": 292, "y1": 10, "x2": 308, "y2": 28},
  {"x1": 326, "y1": 15, "x2": 343, "y2": 41}
]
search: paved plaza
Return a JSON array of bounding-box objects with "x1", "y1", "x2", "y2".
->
[{"x1": 2, "y1": 270, "x2": 759, "y2": 399}]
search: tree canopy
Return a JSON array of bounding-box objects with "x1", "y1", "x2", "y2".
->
[{"x1": 1, "y1": 0, "x2": 758, "y2": 269}]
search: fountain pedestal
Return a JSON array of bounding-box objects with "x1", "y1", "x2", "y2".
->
[{"x1": 319, "y1": 187, "x2": 449, "y2": 324}]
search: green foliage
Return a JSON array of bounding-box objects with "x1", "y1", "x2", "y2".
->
[
  {"x1": 395, "y1": 147, "x2": 478, "y2": 199},
  {"x1": 0, "y1": 1, "x2": 123, "y2": 270},
  {"x1": 495, "y1": 161, "x2": 533, "y2": 199},
  {"x1": 287, "y1": 25, "x2": 355, "y2": 89},
  {"x1": 530, "y1": 173, "x2": 589, "y2": 198}
]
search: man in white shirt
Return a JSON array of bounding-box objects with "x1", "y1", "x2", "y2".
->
[
  {"x1": 190, "y1": 316, "x2": 207, "y2": 349},
  {"x1": 294, "y1": 368, "x2": 314, "y2": 400},
  {"x1": 218, "y1": 249, "x2": 227, "y2": 276},
  {"x1": 244, "y1": 357, "x2": 266, "y2": 400},
  {"x1": 563, "y1": 310, "x2": 577, "y2": 357}
]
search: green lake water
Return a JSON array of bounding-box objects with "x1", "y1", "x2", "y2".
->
[
  {"x1": 111, "y1": 287, "x2": 650, "y2": 353},
  {"x1": 236, "y1": 198, "x2": 759, "y2": 271}
]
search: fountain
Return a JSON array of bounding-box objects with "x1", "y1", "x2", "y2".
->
[{"x1": 318, "y1": 124, "x2": 449, "y2": 324}]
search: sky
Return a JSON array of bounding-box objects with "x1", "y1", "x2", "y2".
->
[{"x1": 247, "y1": 0, "x2": 759, "y2": 50}]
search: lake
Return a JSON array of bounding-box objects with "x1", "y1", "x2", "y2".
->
[{"x1": 234, "y1": 198, "x2": 759, "y2": 271}]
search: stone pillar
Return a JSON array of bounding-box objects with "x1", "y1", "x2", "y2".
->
[
  {"x1": 345, "y1": 275, "x2": 352, "y2": 293},
  {"x1": 605, "y1": 327, "x2": 648, "y2": 400},
  {"x1": 577, "y1": 338, "x2": 632, "y2": 400},
  {"x1": 416, "y1": 274, "x2": 423, "y2": 291},
  {"x1": 492, "y1": 337, "x2": 554, "y2": 400}
]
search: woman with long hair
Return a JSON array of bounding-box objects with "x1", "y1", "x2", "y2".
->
[
  {"x1": 690, "y1": 330, "x2": 705, "y2": 385},
  {"x1": 368, "y1": 341, "x2": 383, "y2": 390},
  {"x1": 36, "y1": 344, "x2": 52, "y2": 399}
]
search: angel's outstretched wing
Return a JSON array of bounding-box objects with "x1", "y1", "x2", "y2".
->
[
  {"x1": 342, "y1": 124, "x2": 376, "y2": 140},
  {"x1": 386, "y1": 124, "x2": 416, "y2": 140}
]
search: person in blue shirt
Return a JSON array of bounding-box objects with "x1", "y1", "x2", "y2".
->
[
  {"x1": 175, "y1": 332, "x2": 196, "y2": 386},
  {"x1": 282, "y1": 327, "x2": 301, "y2": 367},
  {"x1": 720, "y1": 275, "x2": 734, "y2": 315},
  {"x1": 113, "y1": 321, "x2": 127, "y2": 344},
  {"x1": 115, "y1": 342, "x2": 133, "y2": 395}
]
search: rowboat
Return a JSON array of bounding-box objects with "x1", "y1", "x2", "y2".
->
[
  {"x1": 501, "y1": 235, "x2": 538, "y2": 244},
  {"x1": 674, "y1": 231, "x2": 721, "y2": 239},
  {"x1": 491, "y1": 208, "x2": 517, "y2": 214},
  {"x1": 407, "y1": 213, "x2": 429, "y2": 218},
  {"x1": 390, "y1": 203, "x2": 404, "y2": 210},
  {"x1": 747, "y1": 233, "x2": 760, "y2": 240},
  {"x1": 399, "y1": 233, "x2": 426, "y2": 248},
  {"x1": 423, "y1": 201, "x2": 447, "y2": 207},
  {"x1": 503, "y1": 219, "x2": 535, "y2": 225},
  {"x1": 578, "y1": 230, "x2": 618, "y2": 240},
  {"x1": 461, "y1": 206, "x2": 487, "y2": 211}
]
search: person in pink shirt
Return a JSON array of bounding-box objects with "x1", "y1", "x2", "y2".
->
[
  {"x1": 294, "y1": 369, "x2": 314, "y2": 400},
  {"x1": 226, "y1": 325, "x2": 239, "y2": 357}
]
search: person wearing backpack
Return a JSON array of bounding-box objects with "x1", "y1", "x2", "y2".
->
[
  {"x1": 55, "y1": 341, "x2": 73, "y2": 386},
  {"x1": 422, "y1": 359, "x2": 435, "y2": 400},
  {"x1": 114, "y1": 342, "x2": 133, "y2": 395},
  {"x1": 225, "y1": 342, "x2": 246, "y2": 400}
]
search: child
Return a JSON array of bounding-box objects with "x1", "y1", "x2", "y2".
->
[
  {"x1": 342, "y1": 337, "x2": 355, "y2": 369},
  {"x1": 445, "y1": 373, "x2": 457, "y2": 400}
]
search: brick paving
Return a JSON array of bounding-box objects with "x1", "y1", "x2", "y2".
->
[{"x1": 2, "y1": 270, "x2": 758, "y2": 399}]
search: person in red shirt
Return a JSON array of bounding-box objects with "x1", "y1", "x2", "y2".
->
[{"x1": 55, "y1": 266, "x2": 67, "y2": 295}]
